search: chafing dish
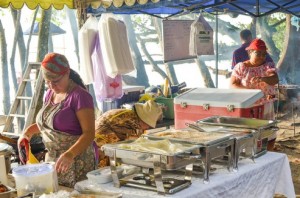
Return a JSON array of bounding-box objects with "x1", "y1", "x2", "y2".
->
[
  {"x1": 188, "y1": 122, "x2": 257, "y2": 171},
  {"x1": 102, "y1": 138, "x2": 201, "y2": 194},
  {"x1": 196, "y1": 116, "x2": 278, "y2": 158},
  {"x1": 144, "y1": 128, "x2": 235, "y2": 184}
]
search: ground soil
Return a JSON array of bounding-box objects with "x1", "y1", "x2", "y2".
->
[{"x1": 274, "y1": 103, "x2": 300, "y2": 196}]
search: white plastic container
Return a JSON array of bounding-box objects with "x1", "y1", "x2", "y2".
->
[{"x1": 12, "y1": 163, "x2": 58, "y2": 196}]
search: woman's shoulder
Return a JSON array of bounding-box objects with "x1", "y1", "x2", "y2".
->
[
  {"x1": 70, "y1": 85, "x2": 92, "y2": 98},
  {"x1": 233, "y1": 61, "x2": 248, "y2": 70}
]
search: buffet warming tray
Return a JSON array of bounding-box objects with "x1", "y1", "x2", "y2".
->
[
  {"x1": 187, "y1": 122, "x2": 257, "y2": 171},
  {"x1": 196, "y1": 116, "x2": 278, "y2": 157},
  {"x1": 196, "y1": 116, "x2": 277, "y2": 130},
  {"x1": 144, "y1": 128, "x2": 235, "y2": 183},
  {"x1": 144, "y1": 129, "x2": 233, "y2": 145},
  {"x1": 102, "y1": 138, "x2": 202, "y2": 194}
]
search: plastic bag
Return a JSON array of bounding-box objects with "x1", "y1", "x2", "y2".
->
[
  {"x1": 78, "y1": 16, "x2": 98, "y2": 84},
  {"x1": 92, "y1": 34, "x2": 123, "y2": 101},
  {"x1": 98, "y1": 14, "x2": 135, "y2": 78}
]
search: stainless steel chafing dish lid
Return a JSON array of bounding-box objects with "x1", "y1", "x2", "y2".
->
[
  {"x1": 102, "y1": 139, "x2": 201, "y2": 156},
  {"x1": 144, "y1": 128, "x2": 233, "y2": 146},
  {"x1": 102, "y1": 138, "x2": 202, "y2": 170},
  {"x1": 197, "y1": 116, "x2": 277, "y2": 130}
]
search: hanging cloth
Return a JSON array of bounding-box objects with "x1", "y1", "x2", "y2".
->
[
  {"x1": 189, "y1": 14, "x2": 214, "y2": 56},
  {"x1": 78, "y1": 16, "x2": 98, "y2": 84},
  {"x1": 98, "y1": 14, "x2": 135, "y2": 78}
]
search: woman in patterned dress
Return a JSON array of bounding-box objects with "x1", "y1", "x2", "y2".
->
[
  {"x1": 95, "y1": 100, "x2": 162, "y2": 167},
  {"x1": 230, "y1": 38, "x2": 279, "y2": 150}
]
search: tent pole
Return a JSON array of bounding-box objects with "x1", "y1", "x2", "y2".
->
[{"x1": 215, "y1": 11, "x2": 219, "y2": 88}]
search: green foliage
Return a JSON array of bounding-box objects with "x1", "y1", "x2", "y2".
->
[
  {"x1": 131, "y1": 14, "x2": 153, "y2": 34},
  {"x1": 51, "y1": 8, "x2": 65, "y2": 26}
]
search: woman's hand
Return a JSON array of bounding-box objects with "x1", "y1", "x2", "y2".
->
[
  {"x1": 250, "y1": 76, "x2": 262, "y2": 84},
  {"x1": 55, "y1": 151, "x2": 75, "y2": 173},
  {"x1": 18, "y1": 134, "x2": 30, "y2": 165}
]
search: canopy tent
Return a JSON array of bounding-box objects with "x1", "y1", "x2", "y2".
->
[
  {"x1": 0, "y1": 0, "x2": 74, "y2": 10},
  {"x1": 86, "y1": 0, "x2": 300, "y2": 18},
  {"x1": 1, "y1": 0, "x2": 299, "y2": 17},
  {"x1": 23, "y1": 22, "x2": 66, "y2": 35}
]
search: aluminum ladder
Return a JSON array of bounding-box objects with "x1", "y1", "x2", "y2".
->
[{"x1": 2, "y1": 62, "x2": 43, "y2": 135}]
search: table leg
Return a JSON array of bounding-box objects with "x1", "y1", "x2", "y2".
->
[{"x1": 292, "y1": 102, "x2": 295, "y2": 136}]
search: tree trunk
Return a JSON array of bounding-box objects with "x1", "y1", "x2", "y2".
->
[
  {"x1": 0, "y1": 20, "x2": 10, "y2": 114},
  {"x1": 11, "y1": 8, "x2": 26, "y2": 71},
  {"x1": 37, "y1": 9, "x2": 51, "y2": 61},
  {"x1": 277, "y1": 14, "x2": 299, "y2": 84},
  {"x1": 34, "y1": 9, "x2": 52, "y2": 122},
  {"x1": 136, "y1": 35, "x2": 168, "y2": 81},
  {"x1": 10, "y1": 8, "x2": 21, "y2": 92},
  {"x1": 250, "y1": 17, "x2": 257, "y2": 37},
  {"x1": 257, "y1": 16, "x2": 280, "y2": 63},
  {"x1": 66, "y1": 8, "x2": 80, "y2": 64},
  {"x1": 195, "y1": 58, "x2": 215, "y2": 88},
  {"x1": 122, "y1": 15, "x2": 149, "y2": 87}
]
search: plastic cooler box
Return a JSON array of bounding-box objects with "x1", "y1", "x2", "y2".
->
[
  {"x1": 115, "y1": 86, "x2": 145, "y2": 108},
  {"x1": 99, "y1": 86, "x2": 145, "y2": 113},
  {"x1": 174, "y1": 88, "x2": 264, "y2": 129}
]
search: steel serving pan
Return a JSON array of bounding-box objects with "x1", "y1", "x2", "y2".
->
[
  {"x1": 102, "y1": 139, "x2": 201, "y2": 170},
  {"x1": 196, "y1": 116, "x2": 277, "y2": 130},
  {"x1": 144, "y1": 128, "x2": 233, "y2": 146}
]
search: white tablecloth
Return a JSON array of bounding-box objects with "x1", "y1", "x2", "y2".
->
[{"x1": 98, "y1": 152, "x2": 295, "y2": 198}]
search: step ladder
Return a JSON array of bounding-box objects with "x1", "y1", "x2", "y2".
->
[{"x1": 2, "y1": 62, "x2": 44, "y2": 134}]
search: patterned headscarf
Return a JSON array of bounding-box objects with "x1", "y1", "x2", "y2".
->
[{"x1": 41, "y1": 53, "x2": 70, "y2": 80}]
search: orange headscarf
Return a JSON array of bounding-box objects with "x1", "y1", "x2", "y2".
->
[{"x1": 41, "y1": 53, "x2": 70, "y2": 80}]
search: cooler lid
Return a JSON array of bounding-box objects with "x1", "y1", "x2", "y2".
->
[
  {"x1": 122, "y1": 86, "x2": 145, "y2": 94},
  {"x1": 174, "y1": 88, "x2": 264, "y2": 108},
  {"x1": 12, "y1": 163, "x2": 53, "y2": 177}
]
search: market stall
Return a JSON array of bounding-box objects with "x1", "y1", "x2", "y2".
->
[{"x1": 0, "y1": 1, "x2": 300, "y2": 198}]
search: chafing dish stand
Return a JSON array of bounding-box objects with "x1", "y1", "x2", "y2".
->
[
  {"x1": 144, "y1": 128, "x2": 235, "y2": 184},
  {"x1": 103, "y1": 140, "x2": 201, "y2": 195},
  {"x1": 196, "y1": 116, "x2": 279, "y2": 167}
]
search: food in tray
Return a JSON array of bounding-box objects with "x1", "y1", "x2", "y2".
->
[
  {"x1": 117, "y1": 137, "x2": 194, "y2": 154},
  {"x1": 153, "y1": 130, "x2": 229, "y2": 143}
]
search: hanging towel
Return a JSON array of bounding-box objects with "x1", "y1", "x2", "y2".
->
[
  {"x1": 78, "y1": 16, "x2": 98, "y2": 84},
  {"x1": 98, "y1": 14, "x2": 135, "y2": 78},
  {"x1": 92, "y1": 34, "x2": 123, "y2": 101}
]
